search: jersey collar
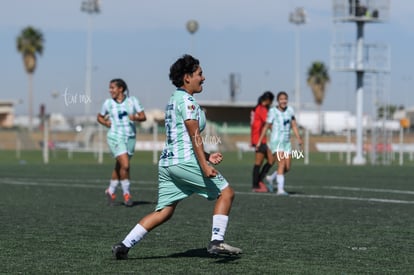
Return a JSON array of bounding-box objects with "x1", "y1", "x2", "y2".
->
[{"x1": 112, "y1": 95, "x2": 127, "y2": 104}]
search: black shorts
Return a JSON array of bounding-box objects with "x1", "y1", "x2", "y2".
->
[{"x1": 253, "y1": 143, "x2": 268, "y2": 154}]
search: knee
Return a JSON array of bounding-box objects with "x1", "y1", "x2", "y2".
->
[
  {"x1": 159, "y1": 205, "x2": 176, "y2": 221},
  {"x1": 120, "y1": 163, "x2": 130, "y2": 172},
  {"x1": 222, "y1": 186, "x2": 235, "y2": 201},
  {"x1": 284, "y1": 166, "x2": 291, "y2": 173},
  {"x1": 162, "y1": 208, "x2": 174, "y2": 221}
]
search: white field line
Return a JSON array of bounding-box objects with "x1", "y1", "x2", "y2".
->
[
  {"x1": 326, "y1": 186, "x2": 414, "y2": 195},
  {"x1": 289, "y1": 194, "x2": 414, "y2": 205},
  {"x1": 234, "y1": 191, "x2": 414, "y2": 205},
  {"x1": 2, "y1": 178, "x2": 414, "y2": 205},
  {"x1": 291, "y1": 185, "x2": 414, "y2": 195},
  {"x1": 6, "y1": 178, "x2": 414, "y2": 195},
  {"x1": 0, "y1": 177, "x2": 155, "y2": 185},
  {"x1": 0, "y1": 179, "x2": 156, "y2": 191}
]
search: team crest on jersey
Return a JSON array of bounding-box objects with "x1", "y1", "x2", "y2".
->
[
  {"x1": 187, "y1": 104, "x2": 196, "y2": 110},
  {"x1": 187, "y1": 97, "x2": 194, "y2": 101},
  {"x1": 118, "y1": 111, "x2": 128, "y2": 119}
]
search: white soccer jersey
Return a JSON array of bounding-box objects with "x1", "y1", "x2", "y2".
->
[
  {"x1": 100, "y1": 96, "x2": 144, "y2": 138},
  {"x1": 267, "y1": 106, "x2": 295, "y2": 143},
  {"x1": 159, "y1": 89, "x2": 206, "y2": 167}
]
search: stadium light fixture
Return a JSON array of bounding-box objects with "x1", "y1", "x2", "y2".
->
[
  {"x1": 81, "y1": 0, "x2": 100, "y2": 116},
  {"x1": 289, "y1": 7, "x2": 306, "y2": 117}
]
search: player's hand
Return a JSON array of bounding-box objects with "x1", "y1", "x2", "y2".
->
[
  {"x1": 105, "y1": 120, "x2": 111, "y2": 128},
  {"x1": 208, "y1": 152, "x2": 223, "y2": 165},
  {"x1": 255, "y1": 143, "x2": 261, "y2": 151},
  {"x1": 202, "y1": 165, "x2": 218, "y2": 178},
  {"x1": 297, "y1": 137, "x2": 303, "y2": 146},
  {"x1": 129, "y1": 114, "x2": 137, "y2": 121}
]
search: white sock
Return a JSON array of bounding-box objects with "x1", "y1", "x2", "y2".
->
[
  {"x1": 108, "y1": 179, "x2": 119, "y2": 194},
  {"x1": 270, "y1": 171, "x2": 277, "y2": 181},
  {"x1": 211, "y1": 214, "x2": 228, "y2": 241},
  {"x1": 277, "y1": 174, "x2": 285, "y2": 192},
  {"x1": 122, "y1": 223, "x2": 148, "y2": 248},
  {"x1": 120, "y1": 179, "x2": 130, "y2": 195}
]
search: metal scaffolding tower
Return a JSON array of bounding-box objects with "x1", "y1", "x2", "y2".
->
[{"x1": 331, "y1": 0, "x2": 390, "y2": 165}]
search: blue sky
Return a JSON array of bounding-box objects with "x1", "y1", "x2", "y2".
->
[{"x1": 1, "y1": 0, "x2": 413, "y2": 116}]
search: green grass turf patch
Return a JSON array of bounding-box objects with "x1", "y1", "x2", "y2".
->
[{"x1": 0, "y1": 150, "x2": 413, "y2": 274}]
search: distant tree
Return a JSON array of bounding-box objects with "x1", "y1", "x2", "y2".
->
[
  {"x1": 377, "y1": 105, "x2": 400, "y2": 120},
  {"x1": 16, "y1": 26, "x2": 44, "y2": 131},
  {"x1": 307, "y1": 61, "x2": 330, "y2": 134}
]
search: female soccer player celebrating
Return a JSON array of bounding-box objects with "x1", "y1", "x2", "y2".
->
[
  {"x1": 111, "y1": 55, "x2": 241, "y2": 259},
  {"x1": 256, "y1": 91, "x2": 302, "y2": 195},
  {"x1": 97, "y1": 78, "x2": 146, "y2": 206}
]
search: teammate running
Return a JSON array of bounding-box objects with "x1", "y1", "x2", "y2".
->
[
  {"x1": 256, "y1": 91, "x2": 302, "y2": 195},
  {"x1": 111, "y1": 55, "x2": 242, "y2": 259},
  {"x1": 97, "y1": 78, "x2": 146, "y2": 206}
]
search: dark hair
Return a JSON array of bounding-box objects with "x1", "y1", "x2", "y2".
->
[
  {"x1": 276, "y1": 91, "x2": 288, "y2": 101},
  {"x1": 253, "y1": 91, "x2": 274, "y2": 111},
  {"x1": 255, "y1": 91, "x2": 274, "y2": 106},
  {"x1": 110, "y1": 78, "x2": 129, "y2": 96},
  {"x1": 169, "y1": 54, "x2": 200, "y2": 87}
]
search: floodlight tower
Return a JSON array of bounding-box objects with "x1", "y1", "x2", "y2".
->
[
  {"x1": 331, "y1": 0, "x2": 390, "y2": 165},
  {"x1": 289, "y1": 7, "x2": 306, "y2": 117},
  {"x1": 81, "y1": 0, "x2": 100, "y2": 116}
]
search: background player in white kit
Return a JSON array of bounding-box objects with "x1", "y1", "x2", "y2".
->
[
  {"x1": 256, "y1": 91, "x2": 302, "y2": 195},
  {"x1": 97, "y1": 78, "x2": 146, "y2": 206}
]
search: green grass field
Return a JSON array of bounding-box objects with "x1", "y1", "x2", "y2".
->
[{"x1": 1, "y1": 151, "x2": 413, "y2": 274}]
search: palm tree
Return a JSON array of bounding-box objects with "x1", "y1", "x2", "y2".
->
[
  {"x1": 307, "y1": 61, "x2": 330, "y2": 134},
  {"x1": 16, "y1": 26, "x2": 44, "y2": 131}
]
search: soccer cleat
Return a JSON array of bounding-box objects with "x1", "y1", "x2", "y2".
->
[
  {"x1": 112, "y1": 242, "x2": 130, "y2": 260},
  {"x1": 207, "y1": 240, "x2": 242, "y2": 255},
  {"x1": 252, "y1": 181, "x2": 268, "y2": 193},
  {"x1": 276, "y1": 190, "x2": 289, "y2": 196},
  {"x1": 105, "y1": 189, "x2": 116, "y2": 206},
  {"x1": 264, "y1": 177, "x2": 274, "y2": 193},
  {"x1": 124, "y1": 193, "x2": 133, "y2": 207}
]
